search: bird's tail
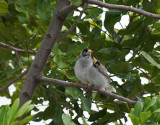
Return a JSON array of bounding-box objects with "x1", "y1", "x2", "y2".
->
[
  {"x1": 111, "y1": 86, "x2": 116, "y2": 93},
  {"x1": 106, "y1": 86, "x2": 116, "y2": 93}
]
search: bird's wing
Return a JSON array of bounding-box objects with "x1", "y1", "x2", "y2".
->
[{"x1": 98, "y1": 65, "x2": 111, "y2": 83}]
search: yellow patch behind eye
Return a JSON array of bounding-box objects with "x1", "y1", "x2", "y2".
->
[
  {"x1": 96, "y1": 64, "x2": 98, "y2": 67},
  {"x1": 83, "y1": 51, "x2": 86, "y2": 53}
]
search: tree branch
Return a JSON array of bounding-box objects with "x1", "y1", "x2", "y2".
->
[
  {"x1": 39, "y1": 76, "x2": 137, "y2": 105},
  {"x1": 19, "y1": 0, "x2": 76, "y2": 107},
  {"x1": 57, "y1": 3, "x2": 88, "y2": 43},
  {"x1": 0, "y1": 70, "x2": 28, "y2": 93},
  {"x1": 0, "y1": 42, "x2": 54, "y2": 58},
  {"x1": 0, "y1": 42, "x2": 36, "y2": 54},
  {"x1": 137, "y1": 67, "x2": 157, "y2": 94},
  {"x1": 86, "y1": 0, "x2": 160, "y2": 19}
]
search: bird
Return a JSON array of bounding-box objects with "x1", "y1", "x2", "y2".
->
[
  {"x1": 74, "y1": 48, "x2": 93, "y2": 86},
  {"x1": 86, "y1": 57, "x2": 116, "y2": 93}
]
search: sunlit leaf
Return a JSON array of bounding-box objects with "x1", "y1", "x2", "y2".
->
[
  {"x1": 15, "y1": 100, "x2": 32, "y2": 118},
  {"x1": 8, "y1": 98, "x2": 20, "y2": 124},
  {"x1": 69, "y1": 0, "x2": 82, "y2": 6},
  {"x1": 0, "y1": 105, "x2": 10, "y2": 125},
  {"x1": 62, "y1": 113, "x2": 76, "y2": 125},
  {"x1": 144, "y1": 97, "x2": 157, "y2": 112},
  {"x1": 0, "y1": 0, "x2": 8, "y2": 13},
  {"x1": 140, "y1": 51, "x2": 160, "y2": 69},
  {"x1": 140, "y1": 111, "x2": 152, "y2": 123}
]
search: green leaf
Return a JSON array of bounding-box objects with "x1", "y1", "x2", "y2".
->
[
  {"x1": 140, "y1": 51, "x2": 160, "y2": 69},
  {"x1": 66, "y1": 42, "x2": 89, "y2": 56},
  {"x1": 118, "y1": 18, "x2": 143, "y2": 35},
  {"x1": 53, "y1": 43, "x2": 66, "y2": 56},
  {"x1": 11, "y1": 115, "x2": 34, "y2": 125},
  {"x1": 133, "y1": 101, "x2": 143, "y2": 117},
  {"x1": 0, "y1": 0, "x2": 8, "y2": 13},
  {"x1": 8, "y1": 98, "x2": 20, "y2": 125},
  {"x1": 88, "y1": 108, "x2": 106, "y2": 121},
  {"x1": 98, "y1": 47, "x2": 121, "y2": 61},
  {"x1": 10, "y1": 121, "x2": 20, "y2": 125},
  {"x1": 65, "y1": 87, "x2": 81, "y2": 99},
  {"x1": 81, "y1": 96, "x2": 91, "y2": 112},
  {"x1": 109, "y1": 62, "x2": 132, "y2": 73},
  {"x1": 69, "y1": 0, "x2": 82, "y2": 6},
  {"x1": 62, "y1": 113, "x2": 76, "y2": 125},
  {"x1": 82, "y1": 117, "x2": 88, "y2": 125},
  {"x1": 144, "y1": 97, "x2": 157, "y2": 112},
  {"x1": 53, "y1": 106, "x2": 64, "y2": 125},
  {"x1": 19, "y1": 115, "x2": 34, "y2": 125},
  {"x1": 104, "y1": 10, "x2": 121, "y2": 33},
  {"x1": 25, "y1": 104, "x2": 34, "y2": 113},
  {"x1": 129, "y1": 114, "x2": 140, "y2": 125},
  {"x1": 0, "y1": 105, "x2": 10, "y2": 125},
  {"x1": 144, "y1": 122, "x2": 158, "y2": 125},
  {"x1": 140, "y1": 111, "x2": 152, "y2": 123},
  {"x1": 15, "y1": 100, "x2": 32, "y2": 118},
  {"x1": 53, "y1": 55, "x2": 68, "y2": 69},
  {"x1": 144, "y1": 97, "x2": 151, "y2": 109},
  {"x1": 153, "y1": 109, "x2": 160, "y2": 113}
]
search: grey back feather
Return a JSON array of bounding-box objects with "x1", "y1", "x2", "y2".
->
[{"x1": 98, "y1": 65, "x2": 111, "y2": 83}]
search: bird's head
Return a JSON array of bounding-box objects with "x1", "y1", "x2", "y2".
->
[
  {"x1": 80, "y1": 48, "x2": 93, "y2": 57},
  {"x1": 93, "y1": 57, "x2": 100, "y2": 68}
]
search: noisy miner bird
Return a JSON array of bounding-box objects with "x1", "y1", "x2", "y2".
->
[
  {"x1": 86, "y1": 57, "x2": 116, "y2": 93},
  {"x1": 74, "y1": 48, "x2": 93, "y2": 86}
]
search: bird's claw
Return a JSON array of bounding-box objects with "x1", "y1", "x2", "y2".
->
[
  {"x1": 74, "y1": 81, "x2": 80, "y2": 86},
  {"x1": 84, "y1": 84, "x2": 88, "y2": 89},
  {"x1": 89, "y1": 85, "x2": 94, "y2": 90}
]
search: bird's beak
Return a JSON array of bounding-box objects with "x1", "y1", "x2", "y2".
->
[
  {"x1": 88, "y1": 49, "x2": 93, "y2": 54},
  {"x1": 93, "y1": 57, "x2": 97, "y2": 63}
]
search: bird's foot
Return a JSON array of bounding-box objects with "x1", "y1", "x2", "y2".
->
[
  {"x1": 74, "y1": 81, "x2": 80, "y2": 86},
  {"x1": 97, "y1": 88, "x2": 101, "y2": 92},
  {"x1": 84, "y1": 84, "x2": 88, "y2": 89},
  {"x1": 89, "y1": 85, "x2": 94, "y2": 90}
]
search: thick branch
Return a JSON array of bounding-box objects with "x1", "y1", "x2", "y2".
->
[
  {"x1": 0, "y1": 42, "x2": 36, "y2": 54},
  {"x1": 86, "y1": 0, "x2": 160, "y2": 19},
  {"x1": 0, "y1": 70, "x2": 28, "y2": 93},
  {"x1": 19, "y1": 0, "x2": 76, "y2": 107},
  {"x1": 39, "y1": 76, "x2": 137, "y2": 105}
]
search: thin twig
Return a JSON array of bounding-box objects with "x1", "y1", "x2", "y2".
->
[
  {"x1": 0, "y1": 42, "x2": 54, "y2": 58},
  {"x1": 86, "y1": 0, "x2": 160, "y2": 19},
  {"x1": 0, "y1": 42, "x2": 36, "y2": 54},
  {"x1": 88, "y1": 22, "x2": 115, "y2": 42},
  {"x1": 15, "y1": 51, "x2": 23, "y2": 68},
  {"x1": 137, "y1": 67, "x2": 157, "y2": 94},
  {"x1": 0, "y1": 70, "x2": 28, "y2": 93},
  {"x1": 56, "y1": 3, "x2": 88, "y2": 43},
  {"x1": 39, "y1": 76, "x2": 137, "y2": 105}
]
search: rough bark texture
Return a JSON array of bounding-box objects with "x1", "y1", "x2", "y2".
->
[{"x1": 19, "y1": 0, "x2": 75, "y2": 107}]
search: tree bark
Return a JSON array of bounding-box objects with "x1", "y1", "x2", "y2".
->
[{"x1": 19, "y1": 0, "x2": 75, "y2": 107}]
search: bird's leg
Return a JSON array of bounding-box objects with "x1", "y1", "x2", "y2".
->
[
  {"x1": 74, "y1": 81, "x2": 80, "y2": 86},
  {"x1": 84, "y1": 83, "x2": 88, "y2": 89},
  {"x1": 97, "y1": 88, "x2": 101, "y2": 92},
  {"x1": 89, "y1": 85, "x2": 94, "y2": 90}
]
